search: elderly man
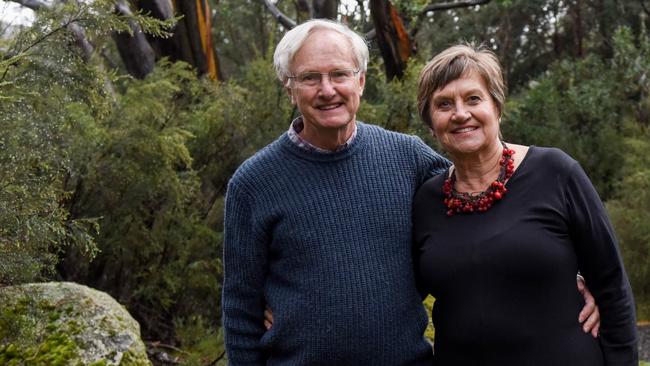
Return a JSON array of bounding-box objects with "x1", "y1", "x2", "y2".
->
[{"x1": 222, "y1": 19, "x2": 599, "y2": 365}]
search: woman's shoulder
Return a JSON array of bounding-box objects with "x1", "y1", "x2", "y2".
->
[{"x1": 525, "y1": 145, "x2": 578, "y2": 171}]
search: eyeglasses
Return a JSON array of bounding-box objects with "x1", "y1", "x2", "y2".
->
[{"x1": 288, "y1": 69, "x2": 360, "y2": 88}]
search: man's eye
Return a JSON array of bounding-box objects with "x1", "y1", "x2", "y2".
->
[
  {"x1": 300, "y1": 73, "x2": 320, "y2": 82},
  {"x1": 331, "y1": 70, "x2": 349, "y2": 78}
]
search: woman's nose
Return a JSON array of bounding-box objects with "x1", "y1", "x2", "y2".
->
[{"x1": 451, "y1": 103, "x2": 470, "y2": 121}]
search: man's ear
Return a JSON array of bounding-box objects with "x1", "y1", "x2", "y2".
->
[
  {"x1": 286, "y1": 86, "x2": 296, "y2": 105},
  {"x1": 359, "y1": 72, "x2": 366, "y2": 96}
]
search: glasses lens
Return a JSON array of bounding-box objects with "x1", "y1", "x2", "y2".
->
[
  {"x1": 293, "y1": 69, "x2": 358, "y2": 87},
  {"x1": 329, "y1": 70, "x2": 355, "y2": 84},
  {"x1": 297, "y1": 72, "x2": 321, "y2": 86}
]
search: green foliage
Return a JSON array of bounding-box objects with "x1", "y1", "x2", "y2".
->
[
  {"x1": 2, "y1": 0, "x2": 650, "y2": 361},
  {"x1": 503, "y1": 54, "x2": 625, "y2": 199},
  {"x1": 0, "y1": 3, "x2": 108, "y2": 286},
  {"x1": 607, "y1": 131, "x2": 650, "y2": 320},
  {"x1": 606, "y1": 27, "x2": 650, "y2": 319},
  {"x1": 361, "y1": 60, "x2": 421, "y2": 132},
  {"x1": 422, "y1": 296, "x2": 436, "y2": 342},
  {"x1": 173, "y1": 317, "x2": 227, "y2": 366},
  {"x1": 59, "y1": 61, "x2": 215, "y2": 341},
  {"x1": 0, "y1": 0, "x2": 176, "y2": 288},
  {"x1": 360, "y1": 59, "x2": 437, "y2": 147}
]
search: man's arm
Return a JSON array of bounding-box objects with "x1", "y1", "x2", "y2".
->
[
  {"x1": 222, "y1": 181, "x2": 269, "y2": 365},
  {"x1": 412, "y1": 136, "x2": 451, "y2": 183}
]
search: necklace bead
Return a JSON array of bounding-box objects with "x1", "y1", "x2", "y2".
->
[{"x1": 443, "y1": 142, "x2": 515, "y2": 216}]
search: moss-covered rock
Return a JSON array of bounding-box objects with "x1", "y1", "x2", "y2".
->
[{"x1": 0, "y1": 282, "x2": 151, "y2": 365}]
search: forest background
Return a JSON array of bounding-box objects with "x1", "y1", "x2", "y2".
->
[{"x1": 1, "y1": 0, "x2": 649, "y2": 364}]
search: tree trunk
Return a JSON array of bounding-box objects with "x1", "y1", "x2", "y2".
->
[
  {"x1": 113, "y1": 1, "x2": 156, "y2": 79},
  {"x1": 114, "y1": 0, "x2": 221, "y2": 80},
  {"x1": 312, "y1": 0, "x2": 339, "y2": 19},
  {"x1": 172, "y1": 0, "x2": 220, "y2": 80},
  {"x1": 369, "y1": 0, "x2": 412, "y2": 80}
]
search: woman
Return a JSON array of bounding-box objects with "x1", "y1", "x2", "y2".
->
[{"x1": 413, "y1": 44, "x2": 638, "y2": 365}]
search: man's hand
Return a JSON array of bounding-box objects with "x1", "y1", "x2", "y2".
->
[
  {"x1": 264, "y1": 308, "x2": 274, "y2": 330},
  {"x1": 577, "y1": 275, "x2": 600, "y2": 338}
]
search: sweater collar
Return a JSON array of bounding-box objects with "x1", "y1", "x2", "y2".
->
[{"x1": 280, "y1": 121, "x2": 367, "y2": 163}]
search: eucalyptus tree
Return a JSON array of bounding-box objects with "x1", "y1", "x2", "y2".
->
[
  {"x1": 262, "y1": 0, "x2": 492, "y2": 80},
  {"x1": 6, "y1": 0, "x2": 219, "y2": 79}
]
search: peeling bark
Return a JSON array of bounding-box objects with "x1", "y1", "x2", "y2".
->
[{"x1": 370, "y1": 0, "x2": 412, "y2": 80}]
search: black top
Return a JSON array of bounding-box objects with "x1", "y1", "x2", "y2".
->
[{"x1": 413, "y1": 146, "x2": 638, "y2": 366}]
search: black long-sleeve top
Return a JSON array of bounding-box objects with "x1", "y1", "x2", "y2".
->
[{"x1": 413, "y1": 146, "x2": 638, "y2": 365}]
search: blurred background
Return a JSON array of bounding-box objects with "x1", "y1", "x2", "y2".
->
[{"x1": 1, "y1": 0, "x2": 649, "y2": 364}]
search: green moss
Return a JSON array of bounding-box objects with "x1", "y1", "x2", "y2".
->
[
  {"x1": 0, "y1": 285, "x2": 152, "y2": 366},
  {"x1": 38, "y1": 300, "x2": 56, "y2": 311},
  {"x1": 0, "y1": 332, "x2": 82, "y2": 366},
  {"x1": 120, "y1": 347, "x2": 152, "y2": 366}
]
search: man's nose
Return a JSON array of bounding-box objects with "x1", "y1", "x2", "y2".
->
[{"x1": 318, "y1": 76, "x2": 336, "y2": 96}]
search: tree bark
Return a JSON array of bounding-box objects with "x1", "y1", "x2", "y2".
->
[
  {"x1": 369, "y1": 0, "x2": 412, "y2": 80},
  {"x1": 262, "y1": 0, "x2": 297, "y2": 29},
  {"x1": 113, "y1": 1, "x2": 156, "y2": 79},
  {"x1": 132, "y1": 0, "x2": 220, "y2": 80},
  {"x1": 421, "y1": 0, "x2": 491, "y2": 13},
  {"x1": 312, "y1": 0, "x2": 338, "y2": 19}
]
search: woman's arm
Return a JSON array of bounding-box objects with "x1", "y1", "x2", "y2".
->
[{"x1": 565, "y1": 161, "x2": 638, "y2": 365}]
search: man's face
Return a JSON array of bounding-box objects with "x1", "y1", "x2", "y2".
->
[{"x1": 287, "y1": 30, "x2": 365, "y2": 145}]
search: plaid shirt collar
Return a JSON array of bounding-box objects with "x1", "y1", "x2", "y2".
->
[{"x1": 287, "y1": 116, "x2": 357, "y2": 153}]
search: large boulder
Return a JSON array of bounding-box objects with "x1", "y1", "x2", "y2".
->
[{"x1": 0, "y1": 282, "x2": 151, "y2": 365}]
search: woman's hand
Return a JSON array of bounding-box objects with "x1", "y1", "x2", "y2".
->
[{"x1": 577, "y1": 276, "x2": 600, "y2": 338}]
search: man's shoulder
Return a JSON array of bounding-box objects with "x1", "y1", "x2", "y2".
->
[
  {"x1": 358, "y1": 121, "x2": 419, "y2": 141},
  {"x1": 230, "y1": 134, "x2": 287, "y2": 186},
  {"x1": 357, "y1": 122, "x2": 426, "y2": 152}
]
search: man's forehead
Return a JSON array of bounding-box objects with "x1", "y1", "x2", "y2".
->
[{"x1": 290, "y1": 31, "x2": 356, "y2": 72}]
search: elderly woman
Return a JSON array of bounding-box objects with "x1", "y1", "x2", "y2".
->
[{"x1": 412, "y1": 44, "x2": 638, "y2": 365}]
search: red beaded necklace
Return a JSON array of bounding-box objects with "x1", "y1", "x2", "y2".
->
[{"x1": 442, "y1": 142, "x2": 516, "y2": 216}]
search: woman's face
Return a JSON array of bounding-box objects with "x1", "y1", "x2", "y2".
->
[{"x1": 428, "y1": 69, "x2": 500, "y2": 158}]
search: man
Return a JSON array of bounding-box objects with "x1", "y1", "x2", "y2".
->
[{"x1": 222, "y1": 19, "x2": 599, "y2": 365}]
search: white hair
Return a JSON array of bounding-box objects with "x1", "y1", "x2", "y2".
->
[{"x1": 273, "y1": 19, "x2": 369, "y2": 85}]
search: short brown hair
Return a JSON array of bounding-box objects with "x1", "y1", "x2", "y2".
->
[{"x1": 417, "y1": 44, "x2": 506, "y2": 127}]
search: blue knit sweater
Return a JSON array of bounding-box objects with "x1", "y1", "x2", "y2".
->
[{"x1": 223, "y1": 122, "x2": 449, "y2": 365}]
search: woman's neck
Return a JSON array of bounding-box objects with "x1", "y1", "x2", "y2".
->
[{"x1": 451, "y1": 142, "x2": 503, "y2": 193}]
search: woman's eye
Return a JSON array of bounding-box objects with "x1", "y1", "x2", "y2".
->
[
  {"x1": 437, "y1": 100, "x2": 451, "y2": 109},
  {"x1": 468, "y1": 95, "x2": 481, "y2": 103}
]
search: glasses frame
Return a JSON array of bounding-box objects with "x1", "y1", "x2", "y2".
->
[{"x1": 287, "y1": 69, "x2": 361, "y2": 88}]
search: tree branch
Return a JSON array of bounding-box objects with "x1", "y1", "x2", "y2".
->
[
  {"x1": 421, "y1": 0, "x2": 491, "y2": 13},
  {"x1": 7, "y1": 0, "x2": 51, "y2": 11},
  {"x1": 262, "y1": 0, "x2": 297, "y2": 29},
  {"x1": 410, "y1": 0, "x2": 491, "y2": 41},
  {"x1": 640, "y1": 0, "x2": 650, "y2": 16}
]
